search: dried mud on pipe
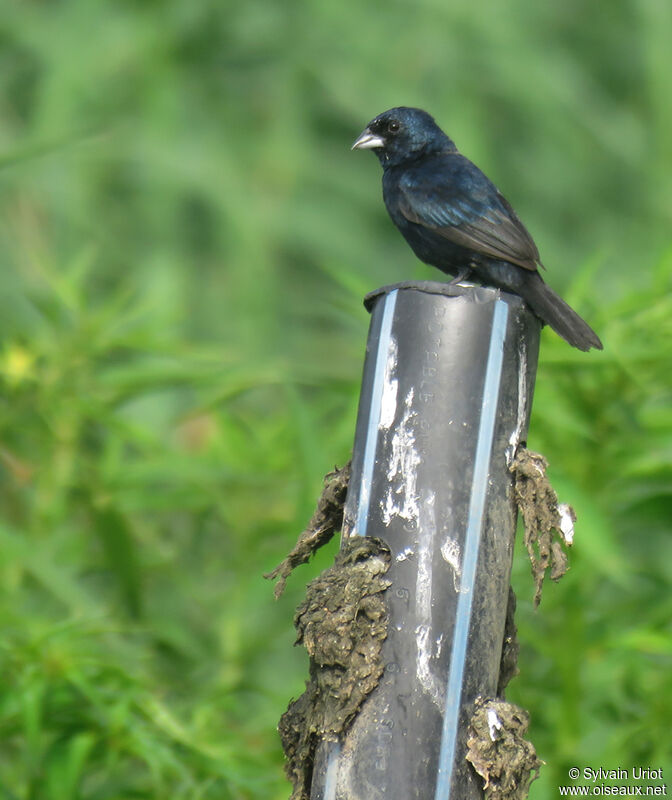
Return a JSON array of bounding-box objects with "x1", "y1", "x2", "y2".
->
[
  {"x1": 265, "y1": 461, "x2": 351, "y2": 598},
  {"x1": 510, "y1": 448, "x2": 576, "y2": 607},
  {"x1": 466, "y1": 697, "x2": 543, "y2": 800},
  {"x1": 279, "y1": 536, "x2": 392, "y2": 800}
]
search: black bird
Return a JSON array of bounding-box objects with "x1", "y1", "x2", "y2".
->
[{"x1": 352, "y1": 107, "x2": 602, "y2": 351}]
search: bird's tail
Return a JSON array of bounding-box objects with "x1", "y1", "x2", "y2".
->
[{"x1": 522, "y1": 273, "x2": 603, "y2": 351}]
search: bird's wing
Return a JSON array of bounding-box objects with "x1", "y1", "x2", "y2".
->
[{"x1": 398, "y1": 156, "x2": 542, "y2": 271}]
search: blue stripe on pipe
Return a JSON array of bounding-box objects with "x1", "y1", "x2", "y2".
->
[
  {"x1": 322, "y1": 741, "x2": 341, "y2": 800},
  {"x1": 319, "y1": 290, "x2": 398, "y2": 800},
  {"x1": 353, "y1": 289, "x2": 398, "y2": 538},
  {"x1": 434, "y1": 298, "x2": 509, "y2": 800}
]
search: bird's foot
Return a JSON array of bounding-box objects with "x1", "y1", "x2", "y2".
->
[{"x1": 448, "y1": 269, "x2": 473, "y2": 286}]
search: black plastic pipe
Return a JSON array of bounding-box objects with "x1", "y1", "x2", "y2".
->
[{"x1": 310, "y1": 281, "x2": 540, "y2": 800}]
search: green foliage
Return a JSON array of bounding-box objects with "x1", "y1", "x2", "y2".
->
[{"x1": 0, "y1": 0, "x2": 670, "y2": 796}]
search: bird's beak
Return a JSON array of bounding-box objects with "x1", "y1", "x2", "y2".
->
[{"x1": 351, "y1": 128, "x2": 385, "y2": 150}]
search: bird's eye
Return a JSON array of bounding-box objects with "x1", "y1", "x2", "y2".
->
[{"x1": 387, "y1": 120, "x2": 400, "y2": 133}]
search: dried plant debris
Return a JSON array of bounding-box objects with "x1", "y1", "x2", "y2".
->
[
  {"x1": 510, "y1": 448, "x2": 576, "y2": 607},
  {"x1": 279, "y1": 536, "x2": 392, "y2": 800},
  {"x1": 265, "y1": 460, "x2": 351, "y2": 598},
  {"x1": 466, "y1": 697, "x2": 543, "y2": 800},
  {"x1": 497, "y1": 587, "x2": 520, "y2": 696}
]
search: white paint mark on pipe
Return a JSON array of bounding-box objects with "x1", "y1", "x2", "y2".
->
[
  {"x1": 415, "y1": 491, "x2": 444, "y2": 709},
  {"x1": 416, "y1": 490, "x2": 433, "y2": 620},
  {"x1": 487, "y1": 708, "x2": 503, "y2": 741},
  {"x1": 440, "y1": 537, "x2": 463, "y2": 593},
  {"x1": 381, "y1": 388, "x2": 420, "y2": 525},
  {"x1": 506, "y1": 340, "x2": 528, "y2": 466},
  {"x1": 416, "y1": 624, "x2": 445, "y2": 709},
  {"x1": 558, "y1": 503, "x2": 575, "y2": 545},
  {"x1": 379, "y1": 336, "x2": 398, "y2": 431},
  {"x1": 396, "y1": 546, "x2": 415, "y2": 562}
]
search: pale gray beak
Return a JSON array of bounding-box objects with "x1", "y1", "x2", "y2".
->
[{"x1": 351, "y1": 128, "x2": 386, "y2": 150}]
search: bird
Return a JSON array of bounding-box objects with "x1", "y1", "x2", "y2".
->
[{"x1": 352, "y1": 107, "x2": 602, "y2": 351}]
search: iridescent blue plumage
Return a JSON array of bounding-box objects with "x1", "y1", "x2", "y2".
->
[{"x1": 353, "y1": 107, "x2": 602, "y2": 351}]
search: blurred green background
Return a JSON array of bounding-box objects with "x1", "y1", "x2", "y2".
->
[{"x1": 1, "y1": 0, "x2": 671, "y2": 797}]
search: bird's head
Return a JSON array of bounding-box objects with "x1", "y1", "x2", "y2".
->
[{"x1": 352, "y1": 107, "x2": 457, "y2": 167}]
